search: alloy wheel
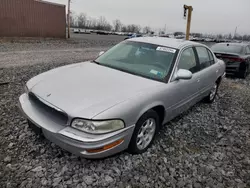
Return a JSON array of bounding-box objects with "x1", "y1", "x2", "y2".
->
[{"x1": 136, "y1": 118, "x2": 156, "y2": 150}]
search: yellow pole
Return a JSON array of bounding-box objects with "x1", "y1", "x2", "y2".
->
[{"x1": 185, "y1": 5, "x2": 193, "y2": 40}]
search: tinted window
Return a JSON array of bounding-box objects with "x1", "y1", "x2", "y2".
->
[
  {"x1": 211, "y1": 43, "x2": 244, "y2": 54},
  {"x1": 196, "y1": 47, "x2": 212, "y2": 69},
  {"x1": 178, "y1": 48, "x2": 199, "y2": 73},
  {"x1": 246, "y1": 46, "x2": 250, "y2": 54}
]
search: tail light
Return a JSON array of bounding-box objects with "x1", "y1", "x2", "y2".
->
[{"x1": 229, "y1": 57, "x2": 245, "y2": 62}]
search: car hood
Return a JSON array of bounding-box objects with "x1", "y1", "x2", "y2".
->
[{"x1": 30, "y1": 62, "x2": 163, "y2": 119}]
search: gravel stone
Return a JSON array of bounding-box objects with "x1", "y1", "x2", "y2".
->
[
  {"x1": 3, "y1": 156, "x2": 11, "y2": 163},
  {"x1": 105, "y1": 175, "x2": 114, "y2": 183},
  {"x1": 53, "y1": 177, "x2": 62, "y2": 187},
  {"x1": 84, "y1": 176, "x2": 94, "y2": 185},
  {"x1": 0, "y1": 38, "x2": 249, "y2": 188}
]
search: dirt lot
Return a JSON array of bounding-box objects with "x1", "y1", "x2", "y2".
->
[{"x1": 0, "y1": 36, "x2": 250, "y2": 188}]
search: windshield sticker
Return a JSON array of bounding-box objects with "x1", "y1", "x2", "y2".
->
[
  {"x1": 150, "y1": 69, "x2": 163, "y2": 77},
  {"x1": 156, "y1": 47, "x2": 176, "y2": 53}
]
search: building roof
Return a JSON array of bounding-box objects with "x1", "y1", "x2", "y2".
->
[
  {"x1": 129, "y1": 37, "x2": 202, "y2": 49},
  {"x1": 35, "y1": 0, "x2": 65, "y2": 7}
]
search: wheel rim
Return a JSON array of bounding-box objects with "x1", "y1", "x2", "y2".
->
[
  {"x1": 136, "y1": 118, "x2": 156, "y2": 150},
  {"x1": 210, "y1": 83, "x2": 218, "y2": 100}
]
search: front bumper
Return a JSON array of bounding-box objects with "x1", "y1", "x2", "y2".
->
[{"x1": 19, "y1": 93, "x2": 135, "y2": 159}]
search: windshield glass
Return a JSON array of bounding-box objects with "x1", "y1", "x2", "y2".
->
[
  {"x1": 211, "y1": 44, "x2": 244, "y2": 54},
  {"x1": 95, "y1": 41, "x2": 177, "y2": 81}
]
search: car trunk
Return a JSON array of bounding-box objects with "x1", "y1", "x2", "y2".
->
[{"x1": 214, "y1": 52, "x2": 245, "y2": 75}]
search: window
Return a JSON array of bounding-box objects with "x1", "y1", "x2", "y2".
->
[
  {"x1": 178, "y1": 48, "x2": 199, "y2": 73},
  {"x1": 207, "y1": 49, "x2": 215, "y2": 64},
  {"x1": 95, "y1": 41, "x2": 177, "y2": 81},
  {"x1": 196, "y1": 47, "x2": 211, "y2": 70},
  {"x1": 246, "y1": 46, "x2": 250, "y2": 54}
]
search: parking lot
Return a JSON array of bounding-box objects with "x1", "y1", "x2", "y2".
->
[{"x1": 0, "y1": 35, "x2": 250, "y2": 188}]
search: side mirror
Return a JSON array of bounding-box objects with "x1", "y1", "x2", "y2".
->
[
  {"x1": 175, "y1": 69, "x2": 192, "y2": 80},
  {"x1": 99, "y1": 51, "x2": 105, "y2": 56}
]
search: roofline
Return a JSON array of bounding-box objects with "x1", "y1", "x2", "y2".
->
[
  {"x1": 215, "y1": 42, "x2": 248, "y2": 46},
  {"x1": 34, "y1": 0, "x2": 66, "y2": 7}
]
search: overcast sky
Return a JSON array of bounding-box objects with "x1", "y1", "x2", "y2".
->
[{"x1": 49, "y1": 0, "x2": 250, "y2": 35}]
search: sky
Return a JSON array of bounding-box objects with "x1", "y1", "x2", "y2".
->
[{"x1": 48, "y1": 0, "x2": 250, "y2": 35}]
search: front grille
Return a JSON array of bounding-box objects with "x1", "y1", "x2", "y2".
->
[{"x1": 28, "y1": 92, "x2": 68, "y2": 125}]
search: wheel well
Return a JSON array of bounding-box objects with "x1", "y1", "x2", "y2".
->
[
  {"x1": 152, "y1": 105, "x2": 165, "y2": 125},
  {"x1": 216, "y1": 76, "x2": 222, "y2": 85}
]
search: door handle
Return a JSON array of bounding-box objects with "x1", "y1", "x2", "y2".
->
[
  {"x1": 216, "y1": 70, "x2": 219, "y2": 73},
  {"x1": 197, "y1": 79, "x2": 200, "y2": 83}
]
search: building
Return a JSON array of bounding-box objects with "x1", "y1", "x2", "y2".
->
[{"x1": 0, "y1": 0, "x2": 66, "y2": 38}]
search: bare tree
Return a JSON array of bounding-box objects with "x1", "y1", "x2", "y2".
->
[
  {"x1": 113, "y1": 19, "x2": 122, "y2": 32},
  {"x1": 69, "y1": 11, "x2": 77, "y2": 27},
  {"x1": 143, "y1": 26, "x2": 151, "y2": 34},
  {"x1": 77, "y1": 13, "x2": 87, "y2": 28}
]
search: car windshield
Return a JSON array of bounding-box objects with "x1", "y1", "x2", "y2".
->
[
  {"x1": 211, "y1": 44, "x2": 244, "y2": 54},
  {"x1": 95, "y1": 41, "x2": 177, "y2": 81}
]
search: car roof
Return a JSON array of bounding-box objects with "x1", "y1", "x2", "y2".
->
[
  {"x1": 214, "y1": 42, "x2": 249, "y2": 47},
  {"x1": 128, "y1": 37, "x2": 204, "y2": 49}
]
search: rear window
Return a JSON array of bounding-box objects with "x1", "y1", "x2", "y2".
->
[{"x1": 211, "y1": 44, "x2": 244, "y2": 54}]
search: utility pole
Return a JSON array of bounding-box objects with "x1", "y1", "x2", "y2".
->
[
  {"x1": 67, "y1": 0, "x2": 71, "y2": 38},
  {"x1": 183, "y1": 5, "x2": 193, "y2": 40},
  {"x1": 234, "y1": 26, "x2": 238, "y2": 39}
]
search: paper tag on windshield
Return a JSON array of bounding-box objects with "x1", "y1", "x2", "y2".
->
[
  {"x1": 150, "y1": 69, "x2": 163, "y2": 77},
  {"x1": 156, "y1": 47, "x2": 176, "y2": 53}
]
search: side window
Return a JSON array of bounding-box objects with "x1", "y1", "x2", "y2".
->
[
  {"x1": 207, "y1": 49, "x2": 215, "y2": 64},
  {"x1": 246, "y1": 46, "x2": 250, "y2": 54},
  {"x1": 196, "y1": 47, "x2": 211, "y2": 70},
  {"x1": 178, "y1": 48, "x2": 199, "y2": 73}
]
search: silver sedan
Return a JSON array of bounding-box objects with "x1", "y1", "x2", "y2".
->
[{"x1": 19, "y1": 37, "x2": 225, "y2": 159}]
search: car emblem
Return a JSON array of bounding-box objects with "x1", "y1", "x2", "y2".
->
[{"x1": 47, "y1": 93, "x2": 51, "y2": 97}]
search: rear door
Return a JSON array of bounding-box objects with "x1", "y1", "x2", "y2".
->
[{"x1": 194, "y1": 46, "x2": 218, "y2": 97}]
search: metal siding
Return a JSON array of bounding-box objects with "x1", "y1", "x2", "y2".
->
[{"x1": 0, "y1": 0, "x2": 66, "y2": 38}]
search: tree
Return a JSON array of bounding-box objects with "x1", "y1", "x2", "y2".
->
[
  {"x1": 69, "y1": 11, "x2": 77, "y2": 27},
  {"x1": 143, "y1": 26, "x2": 151, "y2": 34},
  {"x1": 77, "y1": 13, "x2": 87, "y2": 28},
  {"x1": 113, "y1": 19, "x2": 122, "y2": 32},
  {"x1": 174, "y1": 32, "x2": 185, "y2": 36}
]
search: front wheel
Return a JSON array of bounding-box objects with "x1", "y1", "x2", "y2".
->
[
  {"x1": 128, "y1": 110, "x2": 159, "y2": 154},
  {"x1": 204, "y1": 82, "x2": 218, "y2": 103}
]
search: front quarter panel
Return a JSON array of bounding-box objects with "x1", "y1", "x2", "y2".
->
[{"x1": 92, "y1": 86, "x2": 166, "y2": 127}]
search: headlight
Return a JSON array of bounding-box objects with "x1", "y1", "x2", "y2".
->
[{"x1": 71, "y1": 119, "x2": 125, "y2": 134}]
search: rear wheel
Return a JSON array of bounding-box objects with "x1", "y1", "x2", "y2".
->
[
  {"x1": 204, "y1": 82, "x2": 218, "y2": 103},
  {"x1": 238, "y1": 66, "x2": 248, "y2": 79},
  {"x1": 128, "y1": 110, "x2": 159, "y2": 154}
]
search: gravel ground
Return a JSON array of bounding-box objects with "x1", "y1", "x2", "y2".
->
[
  {"x1": 0, "y1": 38, "x2": 250, "y2": 188},
  {"x1": 0, "y1": 34, "x2": 123, "y2": 68}
]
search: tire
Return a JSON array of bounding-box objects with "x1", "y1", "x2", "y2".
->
[
  {"x1": 238, "y1": 66, "x2": 248, "y2": 79},
  {"x1": 204, "y1": 82, "x2": 218, "y2": 103},
  {"x1": 128, "y1": 110, "x2": 159, "y2": 154}
]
